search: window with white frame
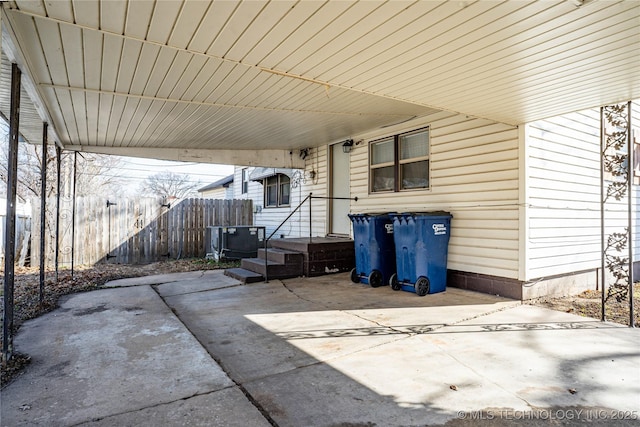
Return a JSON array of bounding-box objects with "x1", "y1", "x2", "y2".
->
[
  {"x1": 241, "y1": 168, "x2": 249, "y2": 194},
  {"x1": 370, "y1": 127, "x2": 430, "y2": 193},
  {"x1": 264, "y1": 174, "x2": 290, "y2": 207}
]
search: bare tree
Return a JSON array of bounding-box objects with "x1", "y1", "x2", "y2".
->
[
  {"x1": 139, "y1": 171, "x2": 201, "y2": 200},
  {"x1": 0, "y1": 133, "x2": 126, "y2": 202}
]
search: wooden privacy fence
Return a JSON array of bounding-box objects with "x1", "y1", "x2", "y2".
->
[{"x1": 31, "y1": 197, "x2": 253, "y2": 266}]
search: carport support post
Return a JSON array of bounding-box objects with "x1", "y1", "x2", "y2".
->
[
  {"x1": 626, "y1": 101, "x2": 634, "y2": 328},
  {"x1": 55, "y1": 146, "x2": 61, "y2": 282},
  {"x1": 39, "y1": 122, "x2": 48, "y2": 304},
  {"x1": 71, "y1": 151, "x2": 77, "y2": 277},
  {"x1": 600, "y1": 107, "x2": 606, "y2": 322},
  {"x1": 2, "y1": 63, "x2": 22, "y2": 362}
]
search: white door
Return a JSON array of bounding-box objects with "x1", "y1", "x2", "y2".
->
[{"x1": 330, "y1": 143, "x2": 351, "y2": 236}]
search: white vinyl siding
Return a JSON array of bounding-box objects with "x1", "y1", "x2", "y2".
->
[
  {"x1": 299, "y1": 145, "x2": 329, "y2": 238},
  {"x1": 525, "y1": 103, "x2": 639, "y2": 280},
  {"x1": 232, "y1": 166, "x2": 304, "y2": 237},
  {"x1": 200, "y1": 186, "x2": 233, "y2": 199},
  {"x1": 341, "y1": 111, "x2": 520, "y2": 279}
]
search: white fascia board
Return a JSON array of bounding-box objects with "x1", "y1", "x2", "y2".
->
[{"x1": 64, "y1": 145, "x2": 306, "y2": 169}]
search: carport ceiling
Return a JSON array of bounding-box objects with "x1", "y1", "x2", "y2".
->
[{"x1": 1, "y1": 0, "x2": 639, "y2": 156}]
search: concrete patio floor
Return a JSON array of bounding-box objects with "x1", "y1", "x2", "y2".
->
[{"x1": 2, "y1": 270, "x2": 639, "y2": 426}]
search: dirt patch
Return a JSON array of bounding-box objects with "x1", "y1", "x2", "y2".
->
[
  {"x1": 0, "y1": 258, "x2": 238, "y2": 387},
  {"x1": 528, "y1": 287, "x2": 640, "y2": 327}
]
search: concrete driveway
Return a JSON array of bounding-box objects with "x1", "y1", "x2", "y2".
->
[{"x1": 2, "y1": 270, "x2": 639, "y2": 426}]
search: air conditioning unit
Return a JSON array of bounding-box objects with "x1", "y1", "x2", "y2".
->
[{"x1": 205, "y1": 226, "x2": 265, "y2": 261}]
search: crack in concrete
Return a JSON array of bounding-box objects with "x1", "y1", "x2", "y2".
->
[
  {"x1": 279, "y1": 280, "x2": 340, "y2": 312},
  {"x1": 153, "y1": 282, "x2": 243, "y2": 298},
  {"x1": 68, "y1": 387, "x2": 237, "y2": 426},
  {"x1": 150, "y1": 285, "x2": 280, "y2": 427}
]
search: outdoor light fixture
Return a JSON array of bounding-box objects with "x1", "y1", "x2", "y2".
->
[
  {"x1": 342, "y1": 139, "x2": 354, "y2": 153},
  {"x1": 299, "y1": 148, "x2": 309, "y2": 160}
]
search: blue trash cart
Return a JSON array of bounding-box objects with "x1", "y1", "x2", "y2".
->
[
  {"x1": 348, "y1": 214, "x2": 396, "y2": 287},
  {"x1": 389, "y1": 212, "x2": 452, "y2": 296}
]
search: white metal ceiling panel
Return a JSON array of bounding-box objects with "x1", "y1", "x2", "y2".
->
[
  {"x1": 180, "y1": 57, "x2": 222, "y2": 101},
  {"x1": 0, "y1": 0, "x2": 637, "y2": 159},
  {"x1": 124, "y1": 0, "x2": 154, "y2": 39},
  {"x1": 188, "y1": 1, "x2": 238, "y2": 54},
  {"x1": 239, "y1": 1, "x2": 325, "y2": 66},
  {"x1": 258, "y1": 1, "x2": 353, "y2": 70},
  {"x1": 83, "y1": 29, "x2": 102, "y2": 90},
  {"x1": 114, "y1": 98, "x2": 140, "y2": 145},
  {"x1": 143, "y1": 47, "x2": 178, "y2": 96},
  {"x1": 73, "y1": 0, "x2": 99, "y2": 28},
  {"x1": 146, "y1": 1, "x2": 183, "y2": 45},
  {"x1": 99, "y1": 0, "x2": 126, "y2": 35},
  {"x1": 206, "y1": 1, "x2": 267, "y2": 58},
  {"x1": 42, "y1": 0, "x2": 73, "y2": 22},
  {"x1": 13, "y1": 0, "x2": 45, "y2": 16},
  {"x1": 168, "y1": 0, "x2": 211, "y2": 50},
  {"x1": 129, "y1": 43, "x2": 160, "y2": 95},
  {"x1": 96, "y1": 93, "x2": 111, "y2": 146},
  {"x1": 115, "y1": 39, "x2": 143, "y2": 94},
  {"x1": 155, "y1": 50, "x2": 193, "y2": 99},
  {"x1": 397, "y1": 2, "x2": 635, "y2": 97},
  {"x1": 8, "y1": 12, "x2": 49, "y2": 85},
  {"x1": 100, "y1": 35, "x2": 123, "y2": 92},
  {"x1": 224, "y1": 0, "x2": 297, "y2": 62},
  {"x1": 290, "y1": 1, "x2": 417, "y2": 76},
  {"x1": 0, "y1": 52, "x2": 47, "y2": 145}
]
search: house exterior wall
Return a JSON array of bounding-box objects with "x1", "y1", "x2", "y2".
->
[
  {"x1": 232, "y1": 166, "x2": 305, "y2": 237},
  {"x1": 297, "y1": 104, "x2": 638, "y2": 300},
  {"x1": 524, "y1": 103, "x2": 639, "y2": 287},
  {"x1": 302, "y1": 110, "x2": 521, "y2": 280},
  {"x1": 299, "y1": 145, "x2": 329, "y2": 238},
  {"x1": 200, "y1": 186, "x2": 233, "y2": 199}
]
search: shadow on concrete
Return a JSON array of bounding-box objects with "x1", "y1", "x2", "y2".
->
[{"x1": 159, "y1": 272, "x2": 640, "y2": 426}]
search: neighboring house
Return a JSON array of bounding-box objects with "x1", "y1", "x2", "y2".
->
[
  {"x1": 197, "y1": 174, "x2": 234, "y2": 199},
  {"x1": 0, "y1": 199, "x2": 31, "y2": 265},
  {"x1": 232, "y1": 166, "x2": 305, "y2": 238},
  {"x1": 292, "y1": 102, "x2": 639, "y2": 300},
  {"x1": 199, "y1": 166, "x2": 306, "y2": 238}
]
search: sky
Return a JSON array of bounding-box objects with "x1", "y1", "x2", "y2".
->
[
  {"x1": 111, "y1": 156, "x2": 235, "y2": 196},
  {"x1": 0, "y1": 119, "x2": 235, "y2": 199}
]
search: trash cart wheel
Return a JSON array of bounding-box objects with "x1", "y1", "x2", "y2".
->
[
  {"x1": 350, "y1": 268, "x2": 360, "y2": 283},
  {"x1": 415, "y1": 277, "x2": 430, "y2": 297},
  {"x1": 390, "y1": 273, "x2": 401, "y2": 291},
  {"x1": 368, "y1": 270, "x2": 383, "y2": 288}
]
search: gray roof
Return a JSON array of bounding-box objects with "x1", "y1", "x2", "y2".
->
[{"x1": 198, "y1": 174, "x2": 234, "y2": 192}]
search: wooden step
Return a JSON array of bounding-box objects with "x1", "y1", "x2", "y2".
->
[
  {"x1": 241, "y1": 257, "x2": 304, "y2": 279},
  {"x1": 269, "y1": 237, "x2": 355, "y2": 277},
  {"x1": 258, "y1": 247, "x2": 304, "y2": 265},
  {"x1": 224, "y1": 268, "x2": 264, "y2": 284}
]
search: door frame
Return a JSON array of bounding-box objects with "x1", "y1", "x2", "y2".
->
[{"x1": 328, "y1": 142, "x2": 351, "y2": 237}]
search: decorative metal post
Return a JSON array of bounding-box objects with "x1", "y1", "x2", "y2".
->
[
  {"x1": 2, "y1": 63, "x2": 21, "y2": 362},
  {"x1": 600, "y1": 102, "x2": 635, "y2": 327}
]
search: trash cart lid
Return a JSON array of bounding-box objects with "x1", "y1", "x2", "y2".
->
[
  {"x1": 348, "y1": 212, "x2": 397, "y2": 218},
  {"x1": 389, "y1": 211, "x2": 453, "y2": 218}
]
